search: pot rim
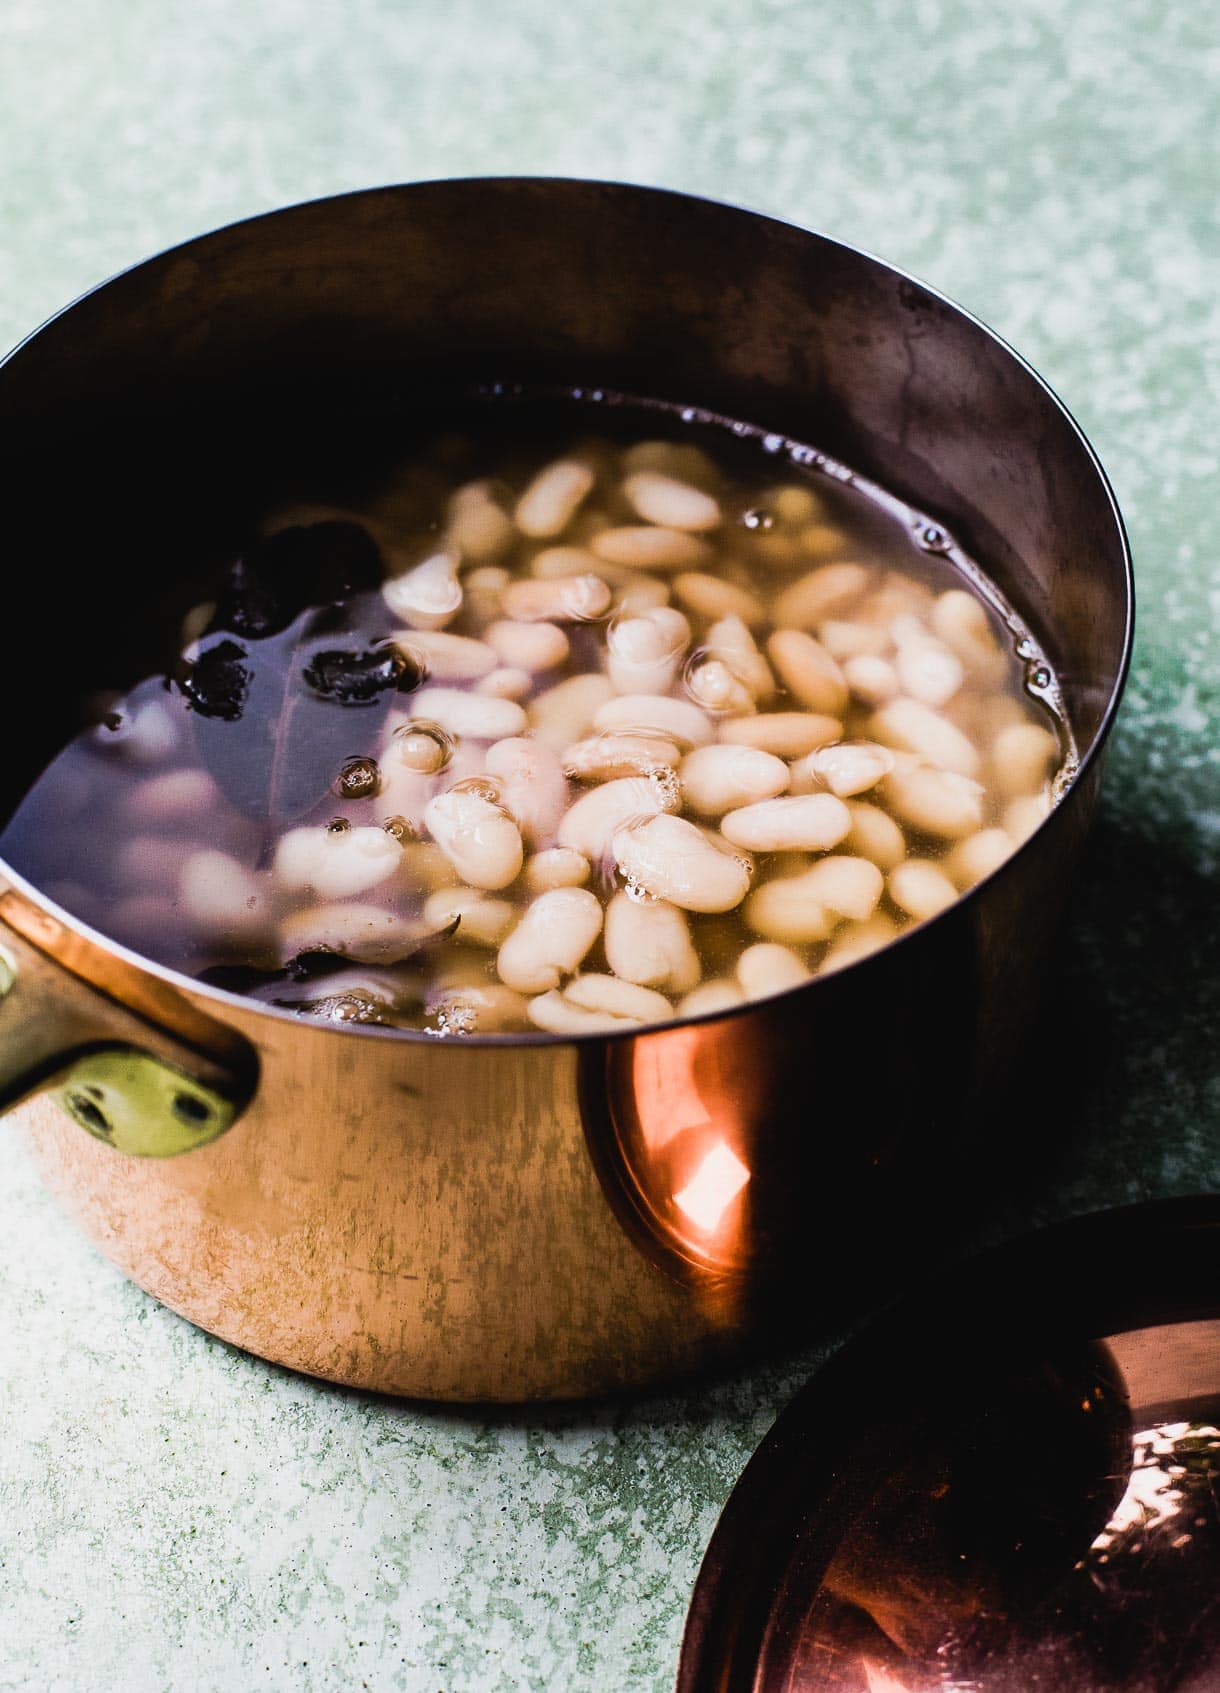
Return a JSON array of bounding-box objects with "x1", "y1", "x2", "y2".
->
[{"x1": 0, "y1": 176, "x2": 1135, "y2": 1050}]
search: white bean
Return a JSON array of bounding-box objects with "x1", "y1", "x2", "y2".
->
[
  {"x1": 274, "y1": 824, "x2": 404, "y2": 899},
  {"x1": 485, "y1": 619, "x2": 570, "y2": 672},
  {"x1": 563, "y1": 733, "x2": 681, "y2": 782},
  {"x1": 767, "y1": 629, "x2": 850, "y2": 715},
  {"x1": 428, "y1": 980, "x2": 531, "y2": 1032},
  {"x1": 869, "y1": 697, "x2": 981, "y2": 777},
  {"x1": 737, "y1": 943, "x2": 812, "y2": 999},
  {"x1": 526, "y1": 992, "x2": 631, "y2": 1034},
  {"x1": 611, "y1": 814, "x2": 751, "y2": 913},
  {"x1": 615, "y1": 575, "x2": 672, "y2": 613},
  {"x1": 129, "y1": 768, "x2": 220, "y2": 824},
  {"x1": 97, "y1": 699, "x2": 179, "y2": 764},
  {"x1": 678, "y1": 980, "x2": 745, "y2": 1017},
  {"x1": 397, "y1": 629, "x2": 497, "y2": 680},
  {"x1": 514, "y1": 458, "x2": 596, "y2": 538},
  {"x1": 377, "y1": 755, "x2": 441, "y2": 834},
  {"x1": 178, "y1": 850, "x2": 270, "y2": 938},
  {"x1": 930, "y1": 587, "x2": 991, "y2": 648},
  {"x1": 772, "y1": 563, "x2": 869, "y2": 628},
  {"x1": 861, "y1": 575, "x2": 935, "y2": 626},
  {"x1": 673, "y1": 572, "x2": 764, "y2": 624},
  {"x1": 529, "y1": 673, "x2": 615, "y2": 749},
  {"x1": 277, "y1": 902, "x2": 432, "y2": 965},
  {"x1": 478, "y1": 666, "x2": 533, "y2": 700},
  {"x1": 117, "y1": 835, "x2": 195, "y2": 893},
  {"x1": 270, "y1": 963, "x2": 412, "y2": 1017},
  {"x1": 991, "y1": 721, "x2": 1059, "y2": 796},
  {"x1": 721, "y1": 793, "x2": 852, "y2": 853},
  {"x1": 1003, "y1": 791, "x2": 1052, "y2": 842},
  {"x1": 592, "y1": 526, "x2": 713, "y2": 571},
  {"x1": 945, "y1": 828, "x2": 1013, "y2": 889},
  {"x1": 501, "y1": 573, "x2": 612, "y2": 623},
  {"x1": 604, "y1": 891, "x2": 700, "y2": 992},
  {"x1": 446, "y1": 481, "x2": 516, "y2": 562},
  {"x1": 684, "y1": 656, "x2": 756, "y2": 716},
  {"x1": 463, "y1": 565, "x2": 510, "y2": 622},
  {"x1": 565, "y1": 973, "x2": 674, "y2": 1021},
  {"x1": 422, "y1": 888, "x2": 517, "y2": 947},
  {"x1": 383, "y1": 720, "x2": 453, "y2": 775},
  {"x1": 769, "y1": 484, "x2": 822, "y2": 526},
  {"x1": 802, "y1": 855, "x2": 886, "y2": 919},
  {"x1": 930, "y1": 589, "x2": 1005, "y2": 677},
  {"x1": 424, "y1": 787, "x2": 524, "y2": 890},
  {"x1": 496, "y1": 887, "x2": 603, "y2": 992},
  {"x1": 843, "y1": 653, "x2": 900, "y2": 706},
  {"x1": 529, "y1": 545, "x2": 601, "y2": 580},
  {"x1": 744, "y1": 855, "x2": 882, "y2": 942},
  {"x1": 742, "y1": 872, "x2": 834, "y2": 944},
  {"x1": 485, "y1": 736, "x2": 569, "y2": 848},
  {"x1": 557, "y1": 773, "x2": 677, "y2": 862},
  {"x1": 622, "y1": 472, "x2": 721, "y2": 533},
  {"x1": 399, "y1": 841, "x2": 461, "y2": 891},
  {"x1": 680, "y1": 744, "x2": 790, "y2": 816},
  {"x1": 606, "y1": 605, "x2": 691, "y2": 695},
  {"x1": 820, "y1": 913, "x2": 900, "y2": 974},
  {"x1": 819, "y1": 620, "x2": 890, "y2": 661},
  {"x1": 524, "y1": 847, "x2": 591, "y2": 892},
  {"x1": 888, "y1": 859, "x2": 959, "y2": 921},
  {"x1": 719, "y1": 712, "x2": 841, "y2": 758},
  {"x1": 894, "y1": 637, "x2": 965, "y2": 708},
  {"x1": 621, "y1": 439, "x2": 719, "y2": 486},
  {"x1": 382, "y1": 549, "x2": 463, "y2": 629},
  {"x1": 411, "y1": 687, "x2": 528, "y2": 741},
  {"x1": 804, "y1": 741, "x2": 895, "y2": 798},
  {"x1": 883, "y1": 766, "x2": 985, "y2": 839},
  {"x1": 844, "y1": 801, "x2": 906, "y2": 872},
  {"x1": 593, "y1": 692, "x2": 714, "y2": 748},
  {"x1": 704, "y1": 615, "x2": 774, "y2": 699}
]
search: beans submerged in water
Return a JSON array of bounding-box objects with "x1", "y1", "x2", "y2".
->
[{"x1": 0, "y1": 401, "x2": 1070, "y2": 1035}]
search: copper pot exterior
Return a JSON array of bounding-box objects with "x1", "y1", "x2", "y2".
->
[{"x1": 0, "y1": 181, "x2": 1132, "y2": 1401}]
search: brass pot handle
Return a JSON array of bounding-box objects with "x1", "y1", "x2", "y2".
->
[{"x1": 0, "y1": 889, "x2": 255, "y2": 1157}]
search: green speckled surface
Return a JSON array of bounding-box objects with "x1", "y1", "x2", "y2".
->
[{"x1": 1, "y1": 2, "x2": 1217, "y2": 1688}]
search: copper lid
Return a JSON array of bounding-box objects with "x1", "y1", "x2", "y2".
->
[{"x1": 679, "y1": 1197, "x2": 1220, "y2": 1693}]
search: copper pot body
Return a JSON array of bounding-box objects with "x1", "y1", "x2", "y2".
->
[{"x1": 0, "y1": 181, "x2": 1132, "y2": 1401}]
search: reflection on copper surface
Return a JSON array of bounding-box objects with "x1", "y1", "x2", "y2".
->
[
  {"x1": 674, "y1": 1140, "x2": 751, "y2": 1236},
  {"x1": 798, "y1": 1412, "x2": 1220, "y2": 1691},
  {"x1": 595, "y1": 1022, "x2": 757, "y2": 1277},
  {"x1": 862, "y1": 1662, "x2": 915, "y2": 1692},
  {"x1": 633, "y1": 1029, "x2": 708, "y2": 1154}
]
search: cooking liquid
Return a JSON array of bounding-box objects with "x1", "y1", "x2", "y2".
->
[{"x1": 0, "y1": 391, "x2": 1075, "y2": 1035}]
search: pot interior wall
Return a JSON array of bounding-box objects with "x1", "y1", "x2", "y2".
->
[{"x1": 0, "y1": 180, "x2": 1129, "y2": 831}]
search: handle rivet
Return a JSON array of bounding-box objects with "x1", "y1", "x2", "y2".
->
[
  {"x1": 172, "y1": 1092, "x2": 212, "y2": 1126},
  {"x1": 66, "y1": 1091, "x2": 113, "y2": 1137}
]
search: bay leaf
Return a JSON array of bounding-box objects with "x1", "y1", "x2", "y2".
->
[
  {"x1": 212, "y1": 521, "x2": 384, "y2": 640},
  {"x1": 181, "y1": 522, "x2": 424, "y2": 825}
]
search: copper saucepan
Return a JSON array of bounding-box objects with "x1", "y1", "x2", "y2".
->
[{"x1": 0, "y1": 180, "x2": 1133, "y2": 1401}]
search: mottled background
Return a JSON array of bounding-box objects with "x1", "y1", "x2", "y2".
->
[{"x1": 1, "y1": 2, "x2": 1217, "y2": 1688}]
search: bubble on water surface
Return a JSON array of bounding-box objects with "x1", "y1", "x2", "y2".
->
[
  {"x1": 916, "y1": 522, "x2": 951, "y2": 553},
  {"x1": 334, "y1": 756, "x2": 381, "y2": 801}
]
